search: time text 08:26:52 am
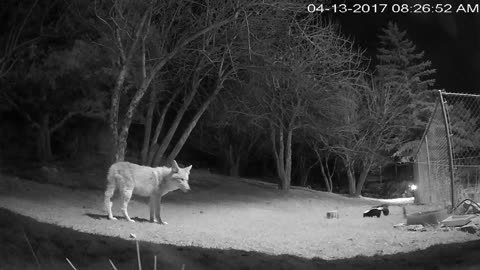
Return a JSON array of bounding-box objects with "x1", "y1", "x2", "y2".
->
[{"x1": 307, "y1": 3, "x2": 480, "y2": 14}]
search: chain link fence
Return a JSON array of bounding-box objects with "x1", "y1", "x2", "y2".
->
[{"x1": 414, "y1": 91, "x2": 480, "y2": 208}]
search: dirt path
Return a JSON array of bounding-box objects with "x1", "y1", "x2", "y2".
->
[{"x1": 0, "y1": 172, "x2": 479, "y2": 269}]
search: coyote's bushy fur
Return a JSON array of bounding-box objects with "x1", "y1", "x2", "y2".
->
[{"x1": 104, "y1": 160, "x2": 192, "y2": 224}]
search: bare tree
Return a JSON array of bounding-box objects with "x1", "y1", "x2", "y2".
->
[
  {"x1": 324, "y1": 76, "x2": 411, "y2": 196},
  {"x1": 0, "y1": 0, "x2": 40, "y2": 80},
  {"x1": 191, "y1": 85, "x2": 263, "y2": 176},
  {"x1": 3, "y1": 41, "x2": 107, "y2": 162},
  {"x1": 311, "y1": 144, "x2": 337, "y2": 192},
  {"x1": 291, "y1": 141, "x2": 318, "y2": 188},
  {"x1": 235, "y1": 14, "x2": 365, "y2": 190},
  {"x1": 145, "y1": 48, "x2": 238, "y2": 166},
  {"x1": 94, "y1": 0, "x2": 244, "y2": 162}
]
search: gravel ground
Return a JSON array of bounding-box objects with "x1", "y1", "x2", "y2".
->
[{"x1": 0, "y1": 171, "x2": 479, "y2": 269}]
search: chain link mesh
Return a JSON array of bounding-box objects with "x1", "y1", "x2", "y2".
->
[
  {"x1": 444, "y1": 92, "x2": 480, "y2": 205},
  {"x1": 414, "y1": 98, "x2": 452, "y2": 207},
  {"x1": 414, "y1": 91, "x2": 480, "y2": 207}
]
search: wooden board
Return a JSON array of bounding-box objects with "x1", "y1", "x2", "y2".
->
[{"x1": 441, "y1": 214, "x2": 477, "y2": 227}]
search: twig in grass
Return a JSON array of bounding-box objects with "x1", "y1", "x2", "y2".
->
[
  {"x1": 65, "y1": 258, "x2": 78, "y2": 270},
  {"x1": 22, "y1": 229, "x2": 41, "y2": 270},
  {"x1": 181, "y1": 264, "x2": 185, "y2": 270},
  {"x1": 154, "y1": 255, "x2": 157, "y2": 270},
  {"x1": 108, "y1": 259, "x2": 119, "y2": 270},
  {"x1": 136, "y1": 240, "x2": 142, "y2": 270}
]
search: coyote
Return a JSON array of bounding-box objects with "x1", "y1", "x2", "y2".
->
[{"x1": 104, "y1": 160, "x2": 192, "y2": 224}]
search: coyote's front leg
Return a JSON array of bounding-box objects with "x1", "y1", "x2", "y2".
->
[
  {"x1": 149, "y1": 195, "x2": 157, "y2": 223},
  {"x1": 155, "y1": 194, "x2": 167, "y2": 225},
  {"x1": 149, "y1": 194, "x2": 167, "y2": 224}
]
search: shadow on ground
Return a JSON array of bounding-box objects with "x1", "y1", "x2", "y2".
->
[
  {"x1": 1, "y1": 208, "x2": 479, "y2": 270},
  {"x1": 85, "y1": 213, "x2": 151, "y2": 223}
]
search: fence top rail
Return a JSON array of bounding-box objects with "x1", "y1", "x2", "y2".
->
[{"x1": 441, "y1": 91, "x2": 480, "y2": 98}]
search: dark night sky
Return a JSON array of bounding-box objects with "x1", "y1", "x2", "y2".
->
[{"x1": 329, "y1": 0, "x2": 480, "y2": 94}]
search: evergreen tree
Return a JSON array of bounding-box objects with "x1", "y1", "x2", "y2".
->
[
  {"x1": 376, "y1": 21, "x2": 435, "y2": 94},
  {"x1": 375, "y1": 21, "x2": 436, "y2": 161}
]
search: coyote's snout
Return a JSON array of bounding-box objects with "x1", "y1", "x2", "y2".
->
[{"x1": 104, "y1": 160, "x2": 192, "y2": 224}]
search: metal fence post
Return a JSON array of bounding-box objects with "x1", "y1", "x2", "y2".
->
[
  {"x1": 438, "y1": 90, "x2": 455, "y2": 209},
  {"x1": 425, "y1": 135, "x2": 432, "y2": 202}
]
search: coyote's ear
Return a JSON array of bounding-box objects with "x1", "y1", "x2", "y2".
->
[
  {"x1": 185, "y1": 165, "x2": 192, "y2": 173},
  {"x1": 172, "y1": 160, "x2": 180, "y2": 172}
]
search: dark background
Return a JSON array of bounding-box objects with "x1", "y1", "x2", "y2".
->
[
  {"x1": 332, "y1": 0, "x2": 480, "y2": 94},
  {"x1": 1, "y1": 0, "x2": 478, "y2": 196}
]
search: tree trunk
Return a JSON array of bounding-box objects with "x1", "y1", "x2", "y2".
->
[
  {"x1": 115, "y1": 133, "x2": 128, "y2": 163},
  {"x1": 295, "y1": 154, "x2": 303, "y2": 183},
  {"x1": 278, "y1": 130, "x2": 286, "y2": 189},
  {"x1": 271, "y1": 128, "x2": 283, "y2": 189},
  {"x1": 141, "y1": 87, "x2": 156, "y2": 165},
  {"x1": 300, "y1": 174, "x2": 308, "y2": 187},
  {"x1": 37, "y1": 114, "x2": 53, "y2": 163},
  {"x1": 225, "y1": 142, "x2": 243, "y2": 177},
  {"x1": 46, "y1": 129, "x2": 52, "y2": 161},
  {"x1": 355, "y1": 157, "x2": 373, "y2": 196},
  {"x1": 284, "y1": 128, "x2": 293, "y2": 190},
  {"x1": 110, "y1": 65, "x2": 128, "y2": 162},
  {"x1": 328, "y1": 158, "x2": 337, "y2": 192},
  {"x1": 225, "y1": 126, "x2": 258, "y2": 178},
  {"x1": 300, "y1": 163, "x2": 316, "y2": 187},
  {"x1": 165, "y1": 79, "x2": 225, "y2": 163},
  {"x1": 271, "y1": 126, "x2": 292, "y2": 191},
  {"x1": 319, "y1": 158, "x2": 332, "y2": 192},
  {"x1": 116, "y1": 52, "x2": 163, "y2": 163},
  {"x1": 314, "y1": 149, "x2": 334, "y2": 192},
  {"x1": 114, "y1": 79, "x2": 152, "y2": 163},
  {"x1": 147, "y1": 87, "x2": 179, "y2": 166},
  {"x1": 346, "y1": 160, "x2": 356, "y2": 195},
  {"x1": 229, "y1": 156, "x2": 241, "y2": 177},
  {"x1": 152, "y1": 80, "x2": 200, "y2": 166}
]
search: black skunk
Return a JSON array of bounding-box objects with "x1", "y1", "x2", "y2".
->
[
  {"x1": 363, "y1": 208, "x2": 381, "y2": 218},
  {"x1": 363, "y1": 204, "x2": 389, "y2": 218}
]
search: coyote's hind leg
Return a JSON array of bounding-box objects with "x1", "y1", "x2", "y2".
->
[
  {"x1": 121, "y1": 188, "x2": 135, "y2": 222},
  {"x1": 104, "y1": 178, "x2": 117, "y2": 220}
]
